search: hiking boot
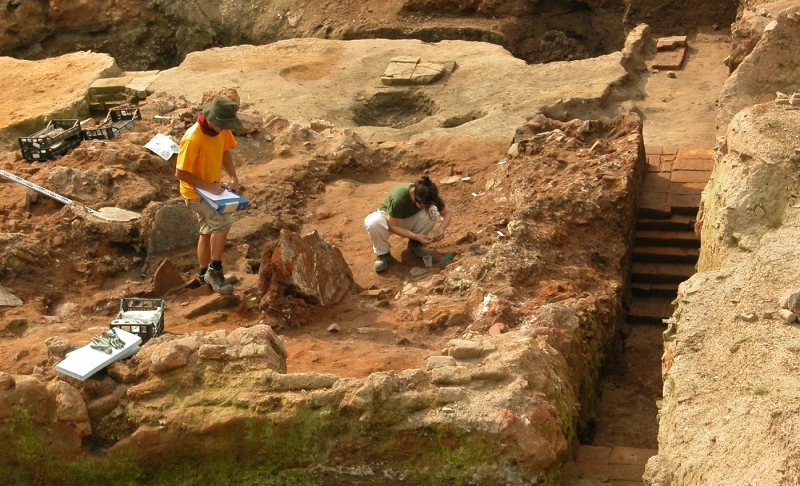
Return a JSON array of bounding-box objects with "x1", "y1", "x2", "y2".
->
[
  {"x1": 203, "y1": 268, "x2": 234, "y2": 295},
  {"x1": 374, "y1": 253, "x2": 391, "y2": 272},
  {"x1": 407, "y1": 239, "x2": 431, "y2": 258},
  {"x1": 198, "y1": 272, "x2": 237, "y2": 287}
]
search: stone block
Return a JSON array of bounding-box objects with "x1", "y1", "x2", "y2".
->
[
  {"x1": 666, "y1": 192, "x2": 701, "y2": 209},
  {"x1": 88, "y1": 77, "x2": 135, "y2": 94},
  {"x1": 657, "y1": 36, "x2": 688, "y2": 50},
  {"x1": 576, "y1": 444, "x2": 612, "y2": 464},
  {"x1": 608, "y1": 446, "x2": 658, "y2": 465}
]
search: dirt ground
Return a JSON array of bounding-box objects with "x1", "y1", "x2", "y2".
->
[{"x1": 0, "y1": 26, "x2": 730, "y2": 462}]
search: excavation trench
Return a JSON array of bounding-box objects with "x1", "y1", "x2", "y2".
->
[{"x1": 0, "y1": 1, "x2": 736, "y2": 481}]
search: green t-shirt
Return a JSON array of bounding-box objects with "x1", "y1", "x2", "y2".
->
[{"x1": 379, "y1": 183, "x2": 446, "y2": 219}]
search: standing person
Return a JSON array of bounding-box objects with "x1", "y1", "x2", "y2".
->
[
  {"x1": 175, "y1": 96, "x2": 242, "y2": 294},
  {"x1": 364, "y1": 175, "x2": 453, "y2": 272}
]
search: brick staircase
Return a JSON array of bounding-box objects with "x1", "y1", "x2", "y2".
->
[
  {"x1": 559, "y1": 147, "x2": 714, "y2": 485},
  {"x1": 561, "y1": 445, "x2": 657, "y2": 486},
  {"x1": 627, "y1": 146, "x2": 712, "y2": 325}
]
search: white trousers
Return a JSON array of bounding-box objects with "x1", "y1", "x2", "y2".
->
[{"x1": 364, "y1": 208, "x2": 439, "y2": 255}]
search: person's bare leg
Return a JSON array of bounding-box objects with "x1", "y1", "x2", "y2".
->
[
  {"x1": 197, "y1": 234, "x2": 212, "y2": 268},
  {"x1": 210, "y1": 226, "x2": 231, "y2": 261}
]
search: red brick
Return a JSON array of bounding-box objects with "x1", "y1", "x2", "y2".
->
[
  {"x1": 666, "y1": 193, "x2": 701, "y2": 208},
  {"x1": 639, "y1": 192, "x2": 668, "y2": 211},
  {"x1": 662, "y1": 146, "x2": 678, "y2": 155},
  {"x1": 668, "y1": 182, "x2": 705, "y2": 195},
  {"x1": 645, "y1": 145, "x2": 663, "y2": 155},
  {"x1": 576, "y1": 445, "x2": 612, "y2": 465},
  {"x1": 659, "y1": 161, "x2": 672, "y2": 172},
  {"x1": 672, "y1": 157, "x2": 714, "y2": 171},
  {"x1": 670, "y1": 170, "x2": 711, "y2": 183},
  {"x1": 675, "y1": 147, "x2": 712, "y2": 159},
  {"x1": 643, "y1": 173, "x2": 671, "y2": 192},
  {"x1": 660, "y1": 153, "x2": 677, "y2": 162},
  {"x1": 647, "y1": 162, "x2": 660, "y2": 172},
  {"x1": 652, "y1": 47, "x2": 686, "y2": 69}
]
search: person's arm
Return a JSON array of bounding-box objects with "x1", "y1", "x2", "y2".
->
[
  {"x1": 386, "y1": 216, "x2": 434, "y2": 244},
  {"x1": 431, "y1": 206, "x2": 452, "y2": 241},
  {"x1": 221, "y1": 150, "x2": 240, "y2": 192},
  {"x1": 175, "y1": 168, "x2": 225, "y2": 195}
]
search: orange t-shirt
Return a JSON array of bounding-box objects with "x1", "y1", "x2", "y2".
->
[{"x1": 176, "y1": 123, "x2": 237, "y2": 199}]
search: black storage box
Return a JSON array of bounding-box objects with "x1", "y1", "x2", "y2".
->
[
  {"x1": 18, "y1": 119, "x2": 82, "y2": 161},
  {"x1": 109, "y1": 298, "x2": 164, "y2": 343},
  {"x1": 82, "y1": 107, "x2": 141, "y2": 141}
]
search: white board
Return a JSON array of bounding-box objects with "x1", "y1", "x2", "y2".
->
[{"x1": 55, "y1": 328, "x2": 142, "y2": 381}]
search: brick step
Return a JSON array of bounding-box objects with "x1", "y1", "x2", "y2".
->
[
  {"x1": 628, "y1": 297, "x2": 675, "y2": 324},
  {"x1": 631, "y1": 262, "x2": 695, "y2": 284},
  {"x1": 562, "y1": 445, "x2": 656, "y2": 485},
  {"x1": 631, "y1": 282, "x2": 678, "y2": 299},
  {"x1": 635, "y1": 230, "x2": 700, "y2": 248},
  {"x1": 636, "y1": 214, "x2": 694, "y2": 232},
  {"x1": 633, "y1": 246, "x2": 699, "y2": 264}
]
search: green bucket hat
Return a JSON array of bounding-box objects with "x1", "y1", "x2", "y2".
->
[{"x1": 202, "y1": 96, "x2": 242, "y2": 130}]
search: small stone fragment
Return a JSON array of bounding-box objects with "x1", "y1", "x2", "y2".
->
[
  {"x1": 739, "y1": 313, "x2": 757, "y2": 322},
  {"x1": 778, "y1": 308, "x2": 797, "y2": 322},
  {"x1": 327, "y1": 323, "x2": 340, "y2": 332},
  {"x1": 667, "y1": 71, "x2": 677, "y2": 78}
]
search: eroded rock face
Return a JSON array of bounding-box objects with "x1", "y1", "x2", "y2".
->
[
  {"x1": 717, "y1": 4, "x2": 800, "y2": 138},
  {"x1": 645, "y1": 9, "x2": 800, "y2": 483}
]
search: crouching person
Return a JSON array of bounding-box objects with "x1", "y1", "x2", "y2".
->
[{"x1": 364, "y1": 175, "x2": 452, "y2": 272}]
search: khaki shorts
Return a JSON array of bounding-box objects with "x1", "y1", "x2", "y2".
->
[{"x1": 185, "y1": 197, "x2": 233, "y2": 234}]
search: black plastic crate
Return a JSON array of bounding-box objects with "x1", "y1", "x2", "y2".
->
[
  {"x1": 109, "y1": 298, "x2": 164, "y2": 343},
  {"x1": 18, "y1": 119, "x2": 82, "y2": 161},
  {"x1": 21, "y1": 135, "x2": 82, "y2": 162},
  {"x1": 107, "y1": 107, "x2": 140, "y2": 123},
  {"x1": 82, "y1": 107, "x2": 140, "y2": 140}
]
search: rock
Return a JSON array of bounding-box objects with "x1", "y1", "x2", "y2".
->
[
  {"x1": 198, "y1": 344, "x2": 226, "y2": 360},
  {"x1": 259, "y1": 230, "x2": 356, "y2": 321},
  {"x1": 267, "y1": 371, "x2": 338, "y2": 391},
  {"x1": 738, "y1": 313, "x2": 757, "y2": 322},
  {"x1": 447, "y1": 339, "x2": 483, "y2": 359},
  {"x1": 45, "y1": 336, "x2": 71, "y2": 359},
  {"x1": 427, "y1": 356, "x2": 457, "y2": 370},
  {"x1": 49, "y1": 380, "x2": 90, "y2": 426},
  {"x1": 149, "y1": 341, "x2": 193, "y2": 374},
  {"x1": 488, "y1": 322, "x2": 506, "y2": 335},
  {"x1": 0, "y1": 372, "x2": 14, "y2": 391},
  {"x1": 429, "y1": 365, "x2": 472, "y2": 385},
  {"x1": 778, "y1": 308, "x2": 797, "y2": 322},
  {"x1": 667, "y1": 71, "x2": 677, "y2": 78},
  {"x1": 201, "y1": 88, "x2": 240, "y2": 107},
  {"x1": 310, "y1": 118, "x2": 333, "y2": 132},
  {"x1": 327, "y1": 323, "x2": 341, "y2": 332},
  {"x1": 436, "y1": 387, "x2": 467, "y2": 403},
  {"x1": 153, "y1": 258, "x2": 185, "y2": 297}
]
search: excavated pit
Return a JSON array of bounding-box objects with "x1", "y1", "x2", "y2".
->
[{"x1": 352, "y1": 91, "x2": 438, "y2": 129}]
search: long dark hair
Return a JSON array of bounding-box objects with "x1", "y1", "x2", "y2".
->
[{"x1": 413, "y1": 175, "x2": 438, "y2": 206}]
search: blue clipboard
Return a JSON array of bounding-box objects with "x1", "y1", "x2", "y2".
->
[{"x1": 194, "y1": 186, "x2": 249, "y2": 214}]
